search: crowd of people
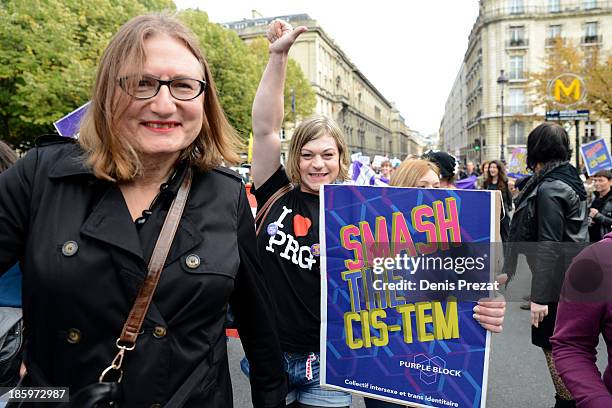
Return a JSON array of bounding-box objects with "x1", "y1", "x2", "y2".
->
[{"x1": 0, "y1": 12, "x2": 610, "y2": 408}]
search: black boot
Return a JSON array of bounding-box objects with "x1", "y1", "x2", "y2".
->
[{"x1": 554, "y1": 394, "x2": 576, "y2": 408}]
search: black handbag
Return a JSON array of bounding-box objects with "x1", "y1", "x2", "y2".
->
[{"x1": 0, "y1": 308, "x2": 23, "y2": 388}]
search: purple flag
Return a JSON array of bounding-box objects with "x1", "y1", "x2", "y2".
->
[
  {"x1": 455, "y1": 175, "x2": 477, "y2": 190},
  {"x1": 53, "y1": 102, "x2": 90, "y2": 138}
]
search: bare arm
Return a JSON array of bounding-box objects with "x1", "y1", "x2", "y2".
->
[{"x1": 251, "y1": 20, "x2": 307, "y2": 188}]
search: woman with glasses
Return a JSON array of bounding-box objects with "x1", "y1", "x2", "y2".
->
[{"x1": 0, "y1": 13, "x2": 286, "y2": 407}]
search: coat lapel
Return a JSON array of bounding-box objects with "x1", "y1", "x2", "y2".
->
[{"x1": 80, "y1": 186, "x2": 144, "y2": 261}]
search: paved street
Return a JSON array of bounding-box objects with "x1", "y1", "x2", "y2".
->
[{"x1": 228, "y1": 255, "x2": 608, "y2": 407}]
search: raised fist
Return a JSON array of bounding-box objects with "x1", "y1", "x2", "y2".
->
[{"x1": 266, "y1": 19, "x2": 307, "y2": 54}]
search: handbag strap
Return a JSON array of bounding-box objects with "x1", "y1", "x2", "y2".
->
[
  {"x1": 99, "y1": 167, "x2": 193, "y2": 383},
  {"x1": 255, "y1": 183, "x2": 293, "y2": 236}
]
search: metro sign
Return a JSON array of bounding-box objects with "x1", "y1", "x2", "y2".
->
[{"x1": 547, "y1": 73, "x2": 587, "y2": 107}]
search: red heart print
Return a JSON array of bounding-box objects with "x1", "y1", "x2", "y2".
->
[{"x1": 293, "y1": 214, "x2": 312, "y2": 237}]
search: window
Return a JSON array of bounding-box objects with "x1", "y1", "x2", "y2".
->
[
  {"x1": 585, "y1": 121, "x2": 597, "y2": 140},
  {"x1": 585, "y1": 22, "x2": 598, "y2": 36},
  {"x1": 509, "y1": 0, "x2": 524, "y2": 14},
  {"x1": 583, "y1": 0, "x2": 597, "y2": 9},
  {"x1": 509, "y1": 56, "x2": 524, "y2": 79},
  {"x1": 547, "y1": 24, "x2": 562, "y2": 39},
  {"x1": 375, "y1": 106, "x2": 381, "y2": 121},
  {"x1": 376, "y1": 136, "x2": 382, "y2": 151},
  {"x1": 584, "y1": 22, "x2": 599, "y2": 43},
  {"x1": 509, "y1": 26, "x2": 525, "y2": 46},
  {"x1": 508, "y1": 89, "x2": 526, "y2": 114},
  {"x1": 546, "y1": 24, "x2": 563, "y2": 46},
  {"x1": 548, "y1": 0, "x2": 561, "y2": 12},
  {"x1": 509, "y1": 122, "x2": 526, "y2": 145}
]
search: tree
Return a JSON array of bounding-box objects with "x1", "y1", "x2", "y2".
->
[
  {"x1": 529, "y1": 38, "x2": 587, "y2": 111},
  {"x1": 0, "y1": 0, "x2": 174, "y2": 148},
  {"x1": 529, "y1": 38, "x2": 611, "y2": 120},
  {"x1": 585, "y1": 54, "x2": 612, "y2": 123},
  {"x1": 248, "y1": 37, "x2": 316, "y2": 126}
]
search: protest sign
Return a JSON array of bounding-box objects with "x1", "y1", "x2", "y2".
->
[
  {"x1": 358, "y1": 155, "x2": 371, "y2": 166},
  {"x1": 53, "y1": 102, "x2": 90, "y2": 138},
  {"x1": 579, "y1": 139, "x2": 612, "y2": 176},
  {"x1": 320, "y1": 185, "x2": 498, "y2": 407},
  {"x1": 506, "y1": 147, "x2": 529, "y2": 178}
]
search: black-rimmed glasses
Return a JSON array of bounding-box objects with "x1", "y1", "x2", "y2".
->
[{"x1": 118, "y1": 75, "x2": 206, "y2": 101}]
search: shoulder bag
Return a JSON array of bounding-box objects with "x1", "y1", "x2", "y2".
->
[{"x1": 254, "y1": 183, "x2": 293, "y2": 236}]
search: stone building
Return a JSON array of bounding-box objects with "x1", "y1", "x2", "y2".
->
[
  {"x1": 224, "y1": 14, "x2": 423, "y2": 161},
  {"x1": 440, "y1": 0, "x2": 611, "y2": 165}
]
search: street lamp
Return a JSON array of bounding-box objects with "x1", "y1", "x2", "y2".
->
[{"x1": 497, "y1": 69, "x2": 509, "y2": 161}]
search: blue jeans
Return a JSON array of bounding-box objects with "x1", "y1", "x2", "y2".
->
[{"x1": 241, "y1": 352, "x2": 351, "y2": 407}]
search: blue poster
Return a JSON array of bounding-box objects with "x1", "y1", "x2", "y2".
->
[
  {"x1": 320, "y1": 185, "x2": 497, "y2": 407},
  {"x1": 580, "y1": 138, "x2": 612, "y2": 176},
  {"x1": 53, "y1": 102, "x2": 90, "y2": 138}
]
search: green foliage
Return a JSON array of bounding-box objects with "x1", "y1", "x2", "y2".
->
[
  {"x1": 249, "y1": 38, "x2": 316, "y2": 125},
  {"x1": 0, "y1": 0, "x2": 173, "y2": 148}
]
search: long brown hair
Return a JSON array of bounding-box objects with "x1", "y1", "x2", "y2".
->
[
  {"x1": 79, "y1": 12, "x2": 242, "y2": 181},
  {"x1": 0, "y1": 140, "x2": 18, "y2": 173},
  {"x1": 485, "y1": 160, "x2": 509, "y2": 192}
]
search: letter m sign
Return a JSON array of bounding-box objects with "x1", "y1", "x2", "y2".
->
[{"x1": 554, "y1": 78, "x2": 580, "y2": 102}]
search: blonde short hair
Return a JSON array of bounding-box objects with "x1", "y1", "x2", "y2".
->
[
  {"x1": 286, "y1": 115, "x2": 350, "y2": 184},
  {"x1": 78, "y1": 12, "x2": 242, "y2": 181},
  {"x1": 390, "y1": 159, "x2": 440, "y2": 187}
]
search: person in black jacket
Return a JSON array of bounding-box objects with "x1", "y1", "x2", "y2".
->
[
  {"x1": 503, "y1": 122, "x2": 588, "y2": 408},
  {"x1": 0, "y1": 140, "x2": 22, "y2": 389},
  {"x1": 588, "y1": 169, "x2": 612, "y2": 242},
  {"x1": 0, "y1": 13, "x2": 286, "y2": 407}
]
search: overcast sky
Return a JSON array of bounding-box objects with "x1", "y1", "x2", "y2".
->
[{"x1": 174, "y1": 0, "x2": 480, "y2": 136}]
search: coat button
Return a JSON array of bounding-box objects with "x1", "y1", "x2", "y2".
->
[
  {"x1": 61, "y1": 241, "x2": 79, "y2": 257},
  {"x1": 67, "y1": 328, "x2": 81, "y2": 344},
  {"x1": 153, "y1": 326, "x2": 167, "y2": 338},
  {"x1": 185, "y1": 254, "x2": 200, "y2": 269}
]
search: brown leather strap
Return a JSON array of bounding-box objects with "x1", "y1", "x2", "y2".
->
[
  {"x1": 119, "y1": 168, "x2": 192, "y2": 346},
  {"x1": 255, "y1": 183, "x2": 293, "y2": 236}
]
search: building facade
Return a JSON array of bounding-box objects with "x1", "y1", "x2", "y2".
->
[
  {"x1": 440, "y1": 67, "x2": 468, "y2": 160},
  {"x1": 224, "y1": 14, "x2": 423, "y2": 161},
  {"x1": 440, "y1": 0, "x2": 611, "y2": 166}
]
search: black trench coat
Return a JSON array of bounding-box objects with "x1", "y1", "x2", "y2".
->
[{"x1": 0, "y1": 138, "x2": 286, "y2": 407}]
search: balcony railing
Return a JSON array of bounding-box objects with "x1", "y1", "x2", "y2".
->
[
  {"x1": 507, "y1": 105, "x2": 531, "y2": 114},
  {"x1": 545, "y1": 36, "x2": 565, "y2": 46},
  {"x1": 506, "y1": 38, "x2": 529, "y2": 48},
  {"x1": 479, "y1": 1, "x2": 610, "y2": 22},
  {"x1": 508, "y1": 71, "x2": 527, "y2": 81},
  {"x1": 582, "y1": 34, "x2": 603, "y2": 44}
]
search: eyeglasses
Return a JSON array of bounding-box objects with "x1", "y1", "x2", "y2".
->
[{"x1": 118, "y1": 75, "x2": 206, "y2": 101}]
